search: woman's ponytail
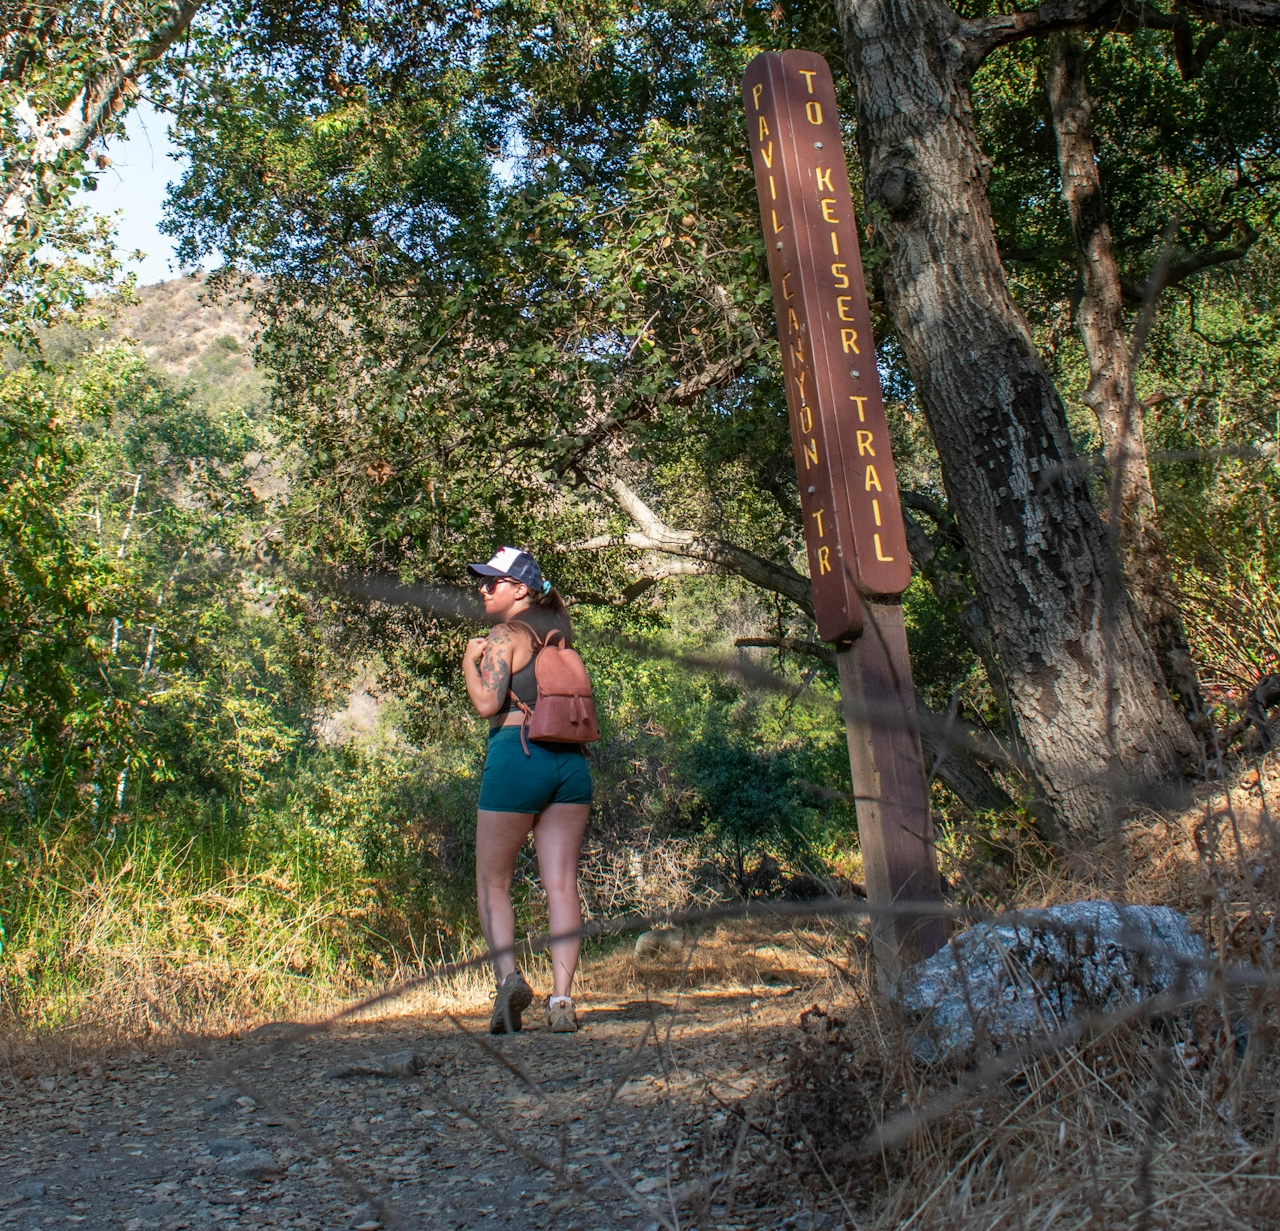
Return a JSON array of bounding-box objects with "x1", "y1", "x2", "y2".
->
[{"x1": 527, "y1": 584, "x2": 568, "y2": 617}]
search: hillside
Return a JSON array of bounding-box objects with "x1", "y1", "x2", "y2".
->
[{"x1": 108, "y1": 274, "x2": 266, "y2": 410}]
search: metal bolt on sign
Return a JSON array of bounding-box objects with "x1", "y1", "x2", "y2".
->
[{"x1": 742, "y1": 50, "x2": 945, "y2": 978}]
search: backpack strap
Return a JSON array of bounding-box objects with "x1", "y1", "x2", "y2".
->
[
  {"x1": 506, "y1": 694, "x2": 533, "y2": 756},
  {"x1": 504, "y1": 621, "x2": 542, "y2": 757},
  {"x1": 506, "y1": 619, "x2": 545, "y2": 650}
]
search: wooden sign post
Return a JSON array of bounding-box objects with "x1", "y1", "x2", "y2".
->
[{"x1": 742, "y1": 50, "x2": 945, "y2": 979}]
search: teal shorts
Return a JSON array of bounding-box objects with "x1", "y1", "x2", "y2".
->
[{"x1": 477, "y1": 725, "x2": 594, "y2": 813}]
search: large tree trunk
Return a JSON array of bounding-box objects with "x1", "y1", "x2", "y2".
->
[
  {"x1": 1045, "y1": 34, "x2": 1206, "y2": 727},
  {"x1": 834, "y1": 0, "x2": 1198, "y2": 837}
]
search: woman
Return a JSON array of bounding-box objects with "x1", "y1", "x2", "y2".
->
[{"x1": 463, "y1": 547, "x2": 592, "y2": 1034}]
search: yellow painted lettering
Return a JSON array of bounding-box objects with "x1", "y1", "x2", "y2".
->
[
  {"x1": 831, "y1": 262, "x2": 849, "y2": 288},
  {"x1": 782, "y1": 271, "x2": 794, "y2": 300},
  {"x1": 768, "y1": 174, "x2": 777, "y2": 200},
  {"x1": 787, "y1": 308, "x2": 800, "y2": 333},
  {"x1": 841, "y1": 329, "x2": 860, "y2": 354},
  {"x1": 806, "y1": 100, "x2": 823, "y2": 125},
  {"x1": 790, "y1": 335, "x2": 806, "y2": 366},
  {"x1": 815, "y1": 166, "x2": 833, "y2": 192},
  {"x1": 811, "y1": 508, "x2": 825, "y2": 538},
  {"x1": 837, "y1": 296, "x2": 856, "y2": 321},
  {"x1": 771, "y1": 209, "x2": 785, "y2": 234},
  {"x1": 830, "y1": 231, "x2": 839, "y2": 255},
  {"x1": 864, "y1": 465, "x2": 882, "y2": 492},
  {"x1": 752, "y1": 83, "x2": 763, "y2": 110},
  {"x1": 760, "y1": 141, "x2": 773, "y2": 169},
  {"x1": 817, "y1": 545, "x2": 832, "y2": 574},
  {"x1": 821, "y1": 198, "x2": 838, "y2": 223},
  {"x1": 874, "y1": 533, "x2": 894, "y2": 562},
  {"x1": 804, "y1": 438, "x2": 820, "y2": 468},
  {"x1": 758, "y1": 116, "x2": 770, "y2": 141},
  {"x1": 850, "y1": 394, "x2": 868, "y2": 421},
  {"x1": 794, "y1": 370, "x2": 807, "y2": 401},
  {"x1": 857, "y1": 430, "x2": 876, "y2": 456},
  {"x1": 798, "y1": 404, "x2": 813, "y2": 432},
  {"x1": 872, "y1": 498, "x2": 882, "y2": 527},
  {"x1": 798, "y1": 69, "x2": 817, "y2": 94}
]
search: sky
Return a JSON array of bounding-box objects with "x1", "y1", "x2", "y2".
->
[{"x1": 81, "y1": 103, "x2": 193, "y2": 286}]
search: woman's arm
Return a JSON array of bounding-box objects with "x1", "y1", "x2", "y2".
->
[{"x1": 463, "y1": 624, "x2": 516, "y2": 717}]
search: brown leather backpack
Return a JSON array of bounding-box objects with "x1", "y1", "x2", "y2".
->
[{"x1": 508, "y1": 622, "x2": 600, "y2": 753}]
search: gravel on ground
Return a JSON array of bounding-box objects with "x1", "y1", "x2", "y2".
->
[{"x1": 1, "y1": 986, "x2": 810, "y2": 1231}]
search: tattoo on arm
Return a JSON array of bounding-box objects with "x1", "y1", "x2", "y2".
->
[{"x1": 479, "y1": 627, "x2": 512, "y2": 695}]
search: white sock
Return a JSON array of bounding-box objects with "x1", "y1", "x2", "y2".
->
[{"x1": 548, "y1": 996, "x2": 573, "y2": 1009}]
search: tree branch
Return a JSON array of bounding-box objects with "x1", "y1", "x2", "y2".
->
[
  {"x1": 1172, "y1": 22, "x2": 1227, "y2": 78},
  {"x1": 568, "y1": 561, "x2": 713, "y2": 606},
  {"x1": 735, "y1": 636, "x2": 834, "y2": 662},
  {"x1": 1119, "y1": 231, "x2": 1263, "y2": 302},
  {"x1": 964, "y1": 0, "x2": 1280, "y2": 68},
  {"x1": 564, "y1": 475, "x2": 815, "y2": 612},
  {"x1": 1180, "y1": 0, "x2": 1280, "y2": 25},
  {"x1": 1, "y1": 1, "x2": 203, "y2": 277},
  {"x1": 901, "y1": 490, "x2": 964, "y2": 550}
]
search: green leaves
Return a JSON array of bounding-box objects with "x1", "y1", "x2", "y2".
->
[
  {"x1": 0, "y1": 365, "x2": 129, "y2": 811},
  {"x1": 977, "y1": 29, "x2": 1280, "y2": 339},
  {"x1": 1, "y1": 1, "x2": 201, "y2": 352},
  {"x1": 151, "y1": 0, "x2": 832, "y2": 603},
  {"x1": 0, "y1": 339, "x2": 319, "y2": 825}
]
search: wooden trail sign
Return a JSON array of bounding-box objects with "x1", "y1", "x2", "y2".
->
[{"x1": 742, "y1": 50, "x2": 945, "y2": 976}]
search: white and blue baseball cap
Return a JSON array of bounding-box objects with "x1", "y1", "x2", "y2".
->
[{"x1": 467, "y1": 547, "x2": 549, "y2": 593}]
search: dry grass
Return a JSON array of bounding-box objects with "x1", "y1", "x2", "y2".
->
[
  {"x1": 0, "y1": 824, "x2": 373, "y2": 1059},
  {"x1": 674, "y1": 756, "x2": 1280, "y2": 1230},
  {"x1": 712, "y1": 970, "x2": 1280, "y2": 1230},
  {"x1": 5, "y1": 759, "x2": 1280, "y2": 1229},
  {"x1": 357, "y1": 757, "x2": 1280, "y2": 1230}
]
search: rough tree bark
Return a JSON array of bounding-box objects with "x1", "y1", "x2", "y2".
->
[
  {"x1": 1046, "y1": 33, "x2": 1205, "y2": 724},
  {"x1": 834, "y1": 0, "x2": 1199, "y2": 837}
]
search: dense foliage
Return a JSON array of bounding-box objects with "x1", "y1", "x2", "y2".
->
[
  {"x1": 975, "y1": 30, "x2": 1280, "y2": 599},
  {"x1": 153, "y1": 3, "x2": 1280, "y2": 693}
]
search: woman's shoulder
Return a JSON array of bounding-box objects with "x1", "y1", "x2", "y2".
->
[{"x1": 484, "y1": 621, "x2": 528, "y2": 648}]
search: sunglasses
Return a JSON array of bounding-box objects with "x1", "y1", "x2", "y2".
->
[{"x1": 478, "y1": 577, "x2": 518, "y2": 594}]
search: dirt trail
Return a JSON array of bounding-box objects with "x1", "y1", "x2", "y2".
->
[{"x1": 1, "y1": 984, "x2": 815, "y2": 1231}]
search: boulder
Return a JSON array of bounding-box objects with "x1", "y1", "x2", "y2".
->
[
  {"x1": 893, "y1": 901, "x2": 1206, "y2": 1061},
  {"x1": 634, "y1": 928, "x2": 684, "y2": 958}
]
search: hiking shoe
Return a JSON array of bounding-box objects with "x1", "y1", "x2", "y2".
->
[
  {"x1": 547, "y1": 996, "x2": 579, "y2": 1033},
  {"x1": 489, "y1": 971, "x2": 534, "y2": 1034}
]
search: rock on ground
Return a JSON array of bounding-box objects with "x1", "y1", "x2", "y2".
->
[
  {"x1": 634, "y1": 928, "x2": 684, "y2": 957},
  {"x1": 894, "y1": 900, "x2": 1206, "y2": 1061}
]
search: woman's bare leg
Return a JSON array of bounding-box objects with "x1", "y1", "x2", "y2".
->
[
  {"x1": 475, "y1": 809, "x2": 536, "y2": 981},
  {"x1": 532, "y1": 802, "x2": 591, "y2": 999}
]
